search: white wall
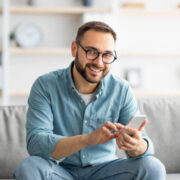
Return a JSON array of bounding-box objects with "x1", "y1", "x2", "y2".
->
[
  {"x1": 1, "y1": 0, "x2": 180, "y2": 105},
  {"x1": 0, "y1": 0, "x2": 2, "y2": 91},
  {"x1": 111, "y1": 14, "x2": 180, "y2": 90}
]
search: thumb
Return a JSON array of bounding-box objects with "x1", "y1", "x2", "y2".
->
[{"x1": 138, "y1": 119, "x2": 148, "y2": 131}]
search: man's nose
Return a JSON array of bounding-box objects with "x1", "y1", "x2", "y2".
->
[{"x1": 94, "y1": 54, "x2": 104, "y2": 67}]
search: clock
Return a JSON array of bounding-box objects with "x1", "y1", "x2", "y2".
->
[{"x1": 15, "y1": 23, "x2": 43, "y2": 48}]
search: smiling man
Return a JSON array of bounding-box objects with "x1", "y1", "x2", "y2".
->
[
  {"x1": 73, "y1": 29, "x2": 114, "y2": 85},
  {"x1": 14, "y1": 21, "x2": 166, "y2": 180}
]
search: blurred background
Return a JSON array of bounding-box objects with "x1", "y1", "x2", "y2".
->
[{"x1": 0, "y1": 0, "x2": 180, "y2": 105}]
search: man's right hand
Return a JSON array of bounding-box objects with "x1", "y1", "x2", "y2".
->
[{"x1": 84, "y1": 121, "x2": 124, "y2": 146}]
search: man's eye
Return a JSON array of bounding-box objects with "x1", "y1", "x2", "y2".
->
[
  {"x1": 87, "y1": 49, "x2": 97, "y2": 55},
  {"x1": 104, "y1": 53, "x2": 113, "y2": 57}
]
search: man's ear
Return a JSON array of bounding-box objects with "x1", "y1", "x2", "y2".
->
[{"x1": 71, "y1": 41, "x2": 77, "y2": 57}]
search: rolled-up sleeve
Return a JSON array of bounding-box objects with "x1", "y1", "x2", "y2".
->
[
  {"x1": 140, "y1": 130, "x2": 154, "y2": 157},
  {"x1": 119, "y1": 84, "x2": 154, "y2": 157},
  {"x1": 119, "y1": 85, "x2": 139, "y2": 125},
  {"x1": 26, "y1": 77, "x2": 65, "y2": 160}
]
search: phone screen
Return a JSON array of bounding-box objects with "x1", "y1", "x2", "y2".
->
[{"x1": 127, "y1": 115, "x2": 146, "y2": 130}]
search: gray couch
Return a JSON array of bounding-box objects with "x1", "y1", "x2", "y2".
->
[{"x1": 0, "y1": 96, "x2": 180, "y2": 180}]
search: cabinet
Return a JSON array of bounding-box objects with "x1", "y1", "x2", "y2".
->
[{"x1": 1, "y1": 0, "x2": 180, "y2": 105}]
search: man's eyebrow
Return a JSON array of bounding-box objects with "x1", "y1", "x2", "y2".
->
[
  {"x1": 105, "y1": 50, "x2": 114, "y2": 54},
  {"x1": 85, "y1": 46, "x2": 114, "y2": 53},
  {"x1": 85, "y1": 46, "x2": 98, "y2": 50}
]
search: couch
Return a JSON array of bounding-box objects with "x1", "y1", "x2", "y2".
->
[{"x1": 0, "y1": 96, "x2": 180, "y2": 180}]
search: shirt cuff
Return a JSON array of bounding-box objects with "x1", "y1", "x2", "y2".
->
[
  {"x1": 141, "y1": 137, "x2": 155, "y2": 157},
  {"x1": 125, "y1": 137, "x2": 154, "y2": 158}
]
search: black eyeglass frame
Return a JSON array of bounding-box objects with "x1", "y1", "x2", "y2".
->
[{"x1": 76, "y1": 41, "x2": 117, "y2": 64}]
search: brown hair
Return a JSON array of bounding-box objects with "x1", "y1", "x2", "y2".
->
[{"x1": 75, "y1": 21, "x2": 116, "y2": 42}]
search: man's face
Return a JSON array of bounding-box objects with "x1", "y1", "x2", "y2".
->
[{"x1": 72, "y1": 30, "x2": 116, "y2": 84}]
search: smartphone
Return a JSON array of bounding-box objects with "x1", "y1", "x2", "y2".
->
[
  {"x1": 127, "y1": 114, "x2": 147, "y2": 130},
  {"x1": 126, "y1": 114, "x2": 147, "y2": 135}
]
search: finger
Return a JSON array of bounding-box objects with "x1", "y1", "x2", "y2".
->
[
  {"x1": 112, "y1": 123, "x2": 124, "y2": 135},
  {"x1": 121, "y1": 129, "x2": 137, "y2": 145},
  {"x1": 114, "y1": 123, "x2": 124, "y2": 130},
  {"x1": 138, "y1": 119, "x2": 148, "y2": 131},
  {"x1": 114, "y1": 123, "x2": 124, "y2": 128},
  {"x1": 104, "y1": 121, "x2": 118, "y2": 132},
  {"x1": 116, "y1": 137, "x2": 130, "y2": 151},
  {"x1": 102, "y1": 126, "x2": 116, "y2": 139},
  {"x1": 117, "y1": 129, "x2": 136, "y2": 147},
  {"x1": 110, "y1": 133, "x2": 117, "y2": 139},
  {"x1": 124, "y1": 126, "x2": 136, "y2": 136},
  {"x1": 115, "y1": 123, "x2": 131, "y2": 135},
  {"x1": 102, "y1": 126, "x2": 111, "y2": 135}
]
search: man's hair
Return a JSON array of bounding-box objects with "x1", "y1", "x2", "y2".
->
[{"x1": 75, "y1": 21, "x2": 117, "y2": 42}]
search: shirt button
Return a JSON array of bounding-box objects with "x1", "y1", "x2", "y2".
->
[
  {"x1": 82, "y1": 155, "x2": 85, "y2": 159},
  {"x1": 84, "y1": 120, "x2": 88, "y2": 124}
]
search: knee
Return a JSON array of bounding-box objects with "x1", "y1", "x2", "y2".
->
[
  {"x1": 15, "y1": 156, "x2": 44, "y2": 172},
  {"x1": 139, "y1": 156, "x2": 166, "y2": 179},
  {"x1": 14, "y1": 156, "x2": 49, "y2": 179}
]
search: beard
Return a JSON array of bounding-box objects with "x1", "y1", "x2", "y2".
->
[{"x1": 74, "y1": 54, "x2": 109, "y2": 84}]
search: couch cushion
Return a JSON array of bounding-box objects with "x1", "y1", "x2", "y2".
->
[
  {"x1": 167, "y1": 174, "x2": 180, "y2": 180},
  {"x1": 137, "y1": 96, "x2": 180, "y2": 173},
  {"x1": 0, "y1": 106, "x2": 28, "y2": 179}
]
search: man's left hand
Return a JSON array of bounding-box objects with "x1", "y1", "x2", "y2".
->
[{"x1": 115, "y1": 122, "x2": 148, "y2": 157}]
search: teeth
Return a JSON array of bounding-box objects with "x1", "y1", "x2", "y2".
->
[{"x1": 89, "y1": 66, "x2": 101, "y2": 72}]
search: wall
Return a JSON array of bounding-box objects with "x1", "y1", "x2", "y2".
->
[
  {"x1": 1, "y1": 0, "x2": 180, "y2": 105},
  {"x1": 112, "y1": 13, "x2": 180, "y2": 91},
  {"x1": 0, "y1": 0, "x2": 2, "y2": 91}
]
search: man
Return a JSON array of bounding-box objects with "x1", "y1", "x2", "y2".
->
[{"x1": 14, "y1": 21, "x2": 165, "y2": 180}]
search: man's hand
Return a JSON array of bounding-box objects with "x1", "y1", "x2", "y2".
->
[
  {"x1": 52, "y1": 121, "x2": 124, "y2": 159},
  {"x1": 84, "y1": 121, "x2": 124, "y2": 146},
  {"x1": 115, "y1": 120, "x2": 148, "y2": 157}
]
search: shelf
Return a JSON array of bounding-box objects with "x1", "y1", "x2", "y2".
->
[
  {"x1": 9, "y1": 90, "x2": 30, "y2": 97},
  {"x1": 9, "y1": 48, "x2": 180, "y2": 56},
  {"x1": 10, "y1": 6, "x2": 111, "y2": 15},
  {"x1": 0, "y1": 90, "x2": 29, "y2": 97},
  {"x1": 1, "y1": 6, "x2": 180, "y2": 16},
  {"x1": 119, "y1": 8, "x2": 180, "y2": 16},
  {"x1": 119, "y1": 50, "x2": 180, "y2": 56},
  {"x1": 10, "y1": 47, "x2": 71, "y2": 55},
  {"x1": 7, "y1": 6, "x2": 180, "y2": 16},
  {"x1": 3, "y1": 5, "x2": 180, "y2": 16},
  {"x1": 122, "y1": 3, "x2": 145, "y2": 9},
  {"x1": 8, "y1": 6, "x2": 180, "y2": 16}
]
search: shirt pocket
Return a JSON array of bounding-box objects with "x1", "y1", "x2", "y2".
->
[{"x1": 88, "y1": 116, "x2": 118, "y2": 130}]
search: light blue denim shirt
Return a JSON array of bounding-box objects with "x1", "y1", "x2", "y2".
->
[{"x1": 26, "y1": 61, "x2": 154, "y2": 167}]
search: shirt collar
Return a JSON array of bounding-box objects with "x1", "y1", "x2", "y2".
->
[{"x1": 66, "y1": 61, "x2": 76, "y2": 91}]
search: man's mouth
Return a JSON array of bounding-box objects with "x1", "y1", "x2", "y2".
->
[{"x1": 88, "y1": 66, "x2": 102, "y2": 73}]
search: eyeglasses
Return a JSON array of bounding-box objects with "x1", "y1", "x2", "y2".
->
[{"x1": 76, "y1": 41, "x2": 117, "y2": 64}]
